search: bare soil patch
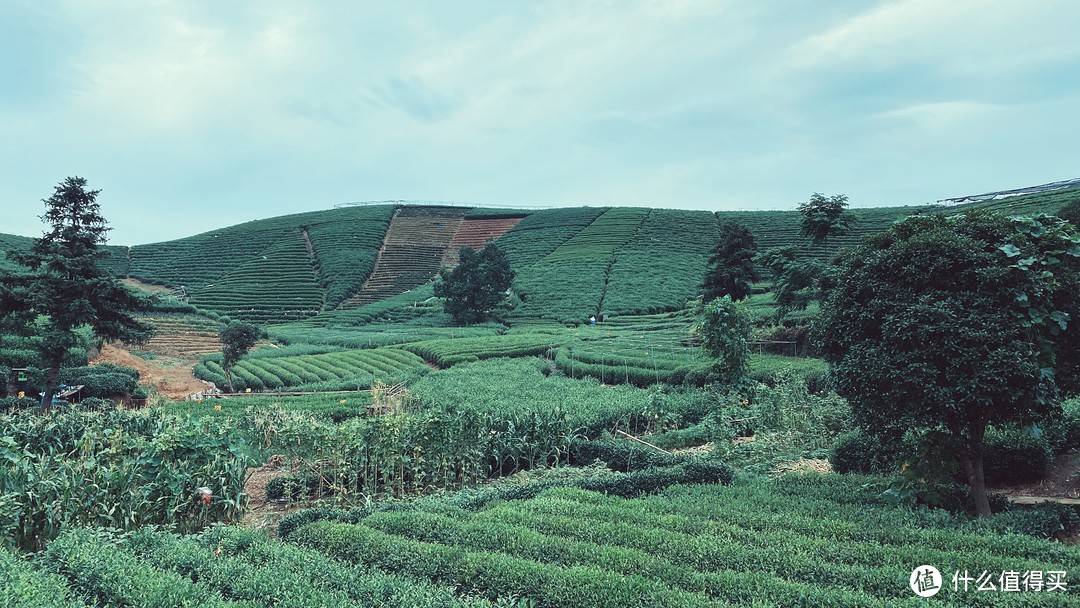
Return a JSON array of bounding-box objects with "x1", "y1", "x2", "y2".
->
[{"x1": 93, "y1": 342, "x2": 213, "y2": 400}]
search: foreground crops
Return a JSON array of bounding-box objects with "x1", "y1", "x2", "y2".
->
[
  {"x1": 0, "y1": 409, "x2": 249, "y2": 551},
  {"x1": 289, "y1": 477, "x2": 1077, "y2": 607}
]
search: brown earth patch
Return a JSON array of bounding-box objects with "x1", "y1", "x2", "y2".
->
[{"x1": 92, "y1": 342, "x2": 213, "y2": 401}]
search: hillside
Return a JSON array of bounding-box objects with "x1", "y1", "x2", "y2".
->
[{"x1": 2, "y1": 185, "x2": 1077, "y2": 327}]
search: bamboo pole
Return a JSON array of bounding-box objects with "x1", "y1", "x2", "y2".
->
[{"x1": 615, "y1": 429, "x2": 672, "y2": 454}]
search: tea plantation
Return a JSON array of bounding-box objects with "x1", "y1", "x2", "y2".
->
[{"x1": 3, "y1": 185, "x2": 1080, "y2": 607}]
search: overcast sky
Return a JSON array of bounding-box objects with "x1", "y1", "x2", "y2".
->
[{"x1": 2, "y1": 0, "x2": 1079, "y2": 245}]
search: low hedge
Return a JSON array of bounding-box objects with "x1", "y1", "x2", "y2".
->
[
  {"x1": 829, "y1": 429, "x2": 911, "y2": 475},
  {"x1": 568, "y1": 439, "x2": 689, "y2": 471},
  {"x1": 279, "y1": 459, "x2": 735, "y2": 540},
  {"x1": 984, "y1": 428, "x2": 1053, "y2": 486}
]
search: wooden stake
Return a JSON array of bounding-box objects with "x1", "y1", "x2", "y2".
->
[{"x1": 615, "y1": 429, "x2": 672, "y2": 454}]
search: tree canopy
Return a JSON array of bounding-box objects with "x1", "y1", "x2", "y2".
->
[
  {"x1": 817, "y1": 210, "x2": 1080, "y2": 515},
  {"x1": 798, "y1": 192, "x2": 855, "y2": 246},
  {"x1": 434, "y1": 244, "x2": 515, "y2": 325},
  {"x1": 693, "y1": 295, "x2": 751, "y2": 385},
  {"x1": 219, "y1": 320, "x2": 261, "y2": 393},
  {"x1": 0, "y1": 177, "x2": 153, "y2": 411},
  {"x1": 703, "y1": 222, "x2": 758, "y2": 302}
]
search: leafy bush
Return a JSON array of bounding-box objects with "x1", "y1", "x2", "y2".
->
[
  {"x1": 569, "y1": 439, "x2": 687, "y2": 471},
  {"x1": 1044, "y1": 397, "x2": 1080, "y2": 454},
  {"x1": 988, "y1": 502, "x2": 1080, "y2": 540},
  {"x1": 830, "y1": 429, "x2": 909, "y2": 475},
  {"x1": 983, "y1": 427, "x2": 1054, "y2": 486}
]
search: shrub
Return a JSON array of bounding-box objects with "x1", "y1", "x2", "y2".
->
[
  {"x1": 989, "y1": 501, "x2": 1080, "y2": 540},
  {"x1": 983, "y1": 428, "x2": 1053, "y2": 486},
  {"x1": 830, "y1": 429, "x2": 910, "y2": 475},
  {"x1": 1044, "y1": 397, "x2": 1080, "y2": 454},
  {"x1": 569, "y1": 439, "x2": 687, "y2": 471}
]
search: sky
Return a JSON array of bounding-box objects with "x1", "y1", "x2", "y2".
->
[{"x1": 2, "y1": 0, "x2": 1079, "y2": 245}]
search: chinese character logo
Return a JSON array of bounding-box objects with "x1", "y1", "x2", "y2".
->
[{"x1": 911, "y1": 565, "x2": 943, "y2": 598}]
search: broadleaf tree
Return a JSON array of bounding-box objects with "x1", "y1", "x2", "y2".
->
[
  {"x1": 693, "y1": 295, "x2": 751, "y2": 385},
  {"x1": 219, "y1": 320, "x2": 261, "y2": 393},
  {"x1": 797, "y1": 192, "x2": 856, "y2": 246},
  {"x1": 703, "y1": 222, "x2": 758, "y2": 302},
  {"x1": 0, "y1": 177, "x2": 153, "y2": 412},
  {"x1": 817, "y1": 210, "x2": 1080, "y2": 516},
  {"x1": 434, "y1": 244, "x2": 515, "y2": 325}
]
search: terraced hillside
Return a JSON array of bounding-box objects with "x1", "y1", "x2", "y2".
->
[
  {"x1": 187, "y1": 229, "x2": 324, "y2": 324},
  {"x1": 339, "y1": 206, "x2": 468, "y2": 309},
  {"x1": 494, "y1": 206, "x2": 609, "y2": 268},
  {"x1": 514, "y1": 207, "x2": 650, "y2": 323},
  {"x1": 442, "y1": 216, "x2": 526, "y2": 265},
  {"x1": 0, "y1": 232, "x2": 130, "y2": 276},
  {"x1": 128, "y1": 205, "x2": 395, "y2": 295},
  {"x1": 952, "y1": 182, "x2": 1080, "y2": 217},
  {"x1": 601, "y1": 209, "x2": 719, "y2": 316},
  {"x1": 132, "y1": 313, "x2": 223, "y2": 358},
  {"x1": 4, "y1": 184, "x2": 1076, "y2": 327},
  {"x1": 717, "y1": 205, "x2": 937, "y2": 272}
]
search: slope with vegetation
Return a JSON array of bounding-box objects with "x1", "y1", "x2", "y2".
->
[{"x1": 339, "y1": 206, "x2": 469, "y2": 309}]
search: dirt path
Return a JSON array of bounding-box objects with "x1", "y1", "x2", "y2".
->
[{"x1": 93, "y1": 343, "x2": 214, "y2": 400}]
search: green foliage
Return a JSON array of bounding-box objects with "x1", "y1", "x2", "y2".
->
[
  {"x1": 402, "y1": 332, "x2": 562, "y2": 367},
  {"x1": 829, "y1": 429, "x2": 911, "y2": 475},
  {"x1": 601, "y1": 209, "x2": 720, "y2": 315},
  {"x1": 755, "y1": 246, "x2": 826, "y2": 316},
  {"x1": 1057, "y1": 198, "x2": 1080, "y2": 227},
  {"x1": 38, "y1": 529, "x2": 245, "y2": 608},
  {"x1": 693, "y1": 296, "x2": 750, "y2": 385},
  {"x1": 568, "y1": 439, "x2": 690, "y2": 471},
  {"x1": 219, "y1": 320, "x2": 260, "y2": 392},
  {"x1": 305, "y1": 206, "x2": 394, "y2": 308},
  {"x1": 703, "y1": 222, "x2": 757, "y2": 302},
  {"x1": 285, "y1": 475, "x2": 1076, "y2": 607},
  {"x1": 492, "y1": 206, "x2": 608, "y2": 269},
  {"x1": 983, "y1": 427, "x2": 1054, "y2": 486},
  {"x1": 409, "y1": 358, "x2": 713, "y2": 436},
  {"x1": 190, "y1": 229, "x2": 323, "y2": 324},
  {"x1": 129, "y1": 205, "x2": 394, "y2": 292},
  {"x1": 434, "y1": 244, "x2": 515, "y2": 324},
  {"x1": 0, "y1": 408, "x2": 250, "y2": 550},
  {"x1": 798, "y1": 192, "x2": 856, "y2": 246},
  {"x1": 196, "y1": 347, "x2": 427, "y2": 392},
  {"x1": 513, "y1": 207, "x2": 648, "y2": 322},
  {"x1": 1, "y1": 177, "x2": 153, "y2": 411},
  {"x1": 1043, "y1": 397, "x2": 1080, "y2": 453},
  {"x1": 58, "y1": 362, "x2": 140, "y2": 398},
  {"x1": 819, "y1": 210, "x2": 1080, "y2": 514},
  {"x1": 0, "y1": 547, "x2": 90, "y2": 608}
]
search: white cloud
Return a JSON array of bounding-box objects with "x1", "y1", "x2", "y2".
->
[
  {"x1": 875, "y1": 100, "x2": 1001, "y2": 129},
  {"x1": 789, "y1": 0, "x2": 1080, "y2": 75}
]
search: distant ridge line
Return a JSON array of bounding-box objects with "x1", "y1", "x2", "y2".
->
[
  {"x1": 938, "y1": 177, "x2": 1080, "y2": 205},
  {"x1": 334, "y1": 199, "x2": 555, "y2": 210}
]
